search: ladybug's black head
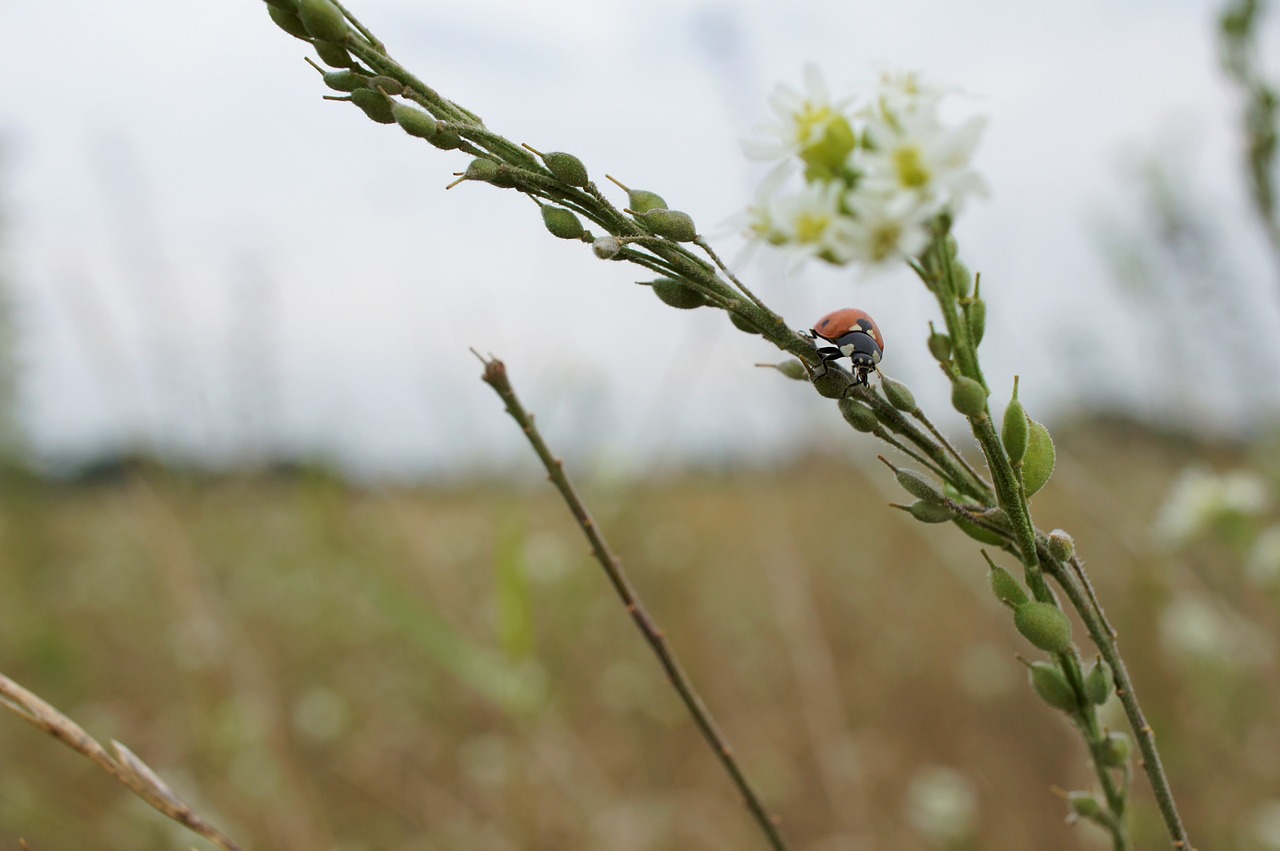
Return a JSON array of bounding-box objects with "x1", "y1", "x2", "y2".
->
[{"x1": 837, "y1": 330, "x2": 883, "y2": 371}]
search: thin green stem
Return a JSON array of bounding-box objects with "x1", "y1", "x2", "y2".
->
[
  {"x1": 477, "y1": 354, "x2": 789, "y2": 851},
  {"x1": 1048, "y1": 556, "x2": 1194, "y2": 850}
]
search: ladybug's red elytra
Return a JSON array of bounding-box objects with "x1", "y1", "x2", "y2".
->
[{"x1": 805, "y1": 308, "x2": 884, "y2": 386}]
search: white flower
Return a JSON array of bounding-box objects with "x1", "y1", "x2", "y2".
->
[
  {"x1": 865, "y1": 69, "x2": 951, "y2": 122},
  {"x1": 1246, "y1": 525, "x2": 1280, "y2": 587},
  {"x1": 1153, "y1": 467, "x2": 1269, "y2": 548},
  {"x1": 904, "y1": 766, "x2": 978, "y2": 843},
  {"x1": 742, "y1": 63, "x2": 854, "y2": 162},
  {"x1": 758, "y1": 181, "x2": 860, "y2": 264},
  {"x1": 859, "y1": 110, "x2": 988, "y2": 213},
  {"x1": 841, "y1": 187, "x2": 933, "y2": 266}
]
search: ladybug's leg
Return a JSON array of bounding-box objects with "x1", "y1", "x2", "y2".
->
[{"x1": 812, "y1": 346, "x2": 841, "y2": 379}]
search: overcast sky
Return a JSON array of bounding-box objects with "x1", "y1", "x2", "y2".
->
[{"x1": 3, "y1": 1, "x2": 1279, "y2": 477}]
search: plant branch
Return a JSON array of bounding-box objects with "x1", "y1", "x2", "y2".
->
[
  {"x1": 475, "y1": 352, "x2": 789, "y2": 851},
  {"x1": 0, "y1": 671, "x2": 246, "y2": 851}
]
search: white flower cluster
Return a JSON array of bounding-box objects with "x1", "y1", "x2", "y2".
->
[{"x1": 742, "y1": 66, "x2": 986, "y2": 269}]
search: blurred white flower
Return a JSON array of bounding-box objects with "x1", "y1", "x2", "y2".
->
[
  {"x1": 1249, "y1": 799, "x2": 1280, "y2": 851},
  {"x1": 1152, "y1": 467, "x2": 1269, "y2": 548},
  {"x1": 758, "y1": 181, "x2": 860, "y2": 264},
  {"x1": 1159, "y1": 592, "x2": 1271, "y2": 667},
  {"x1": 903, "y1": 765, "x2": 978, "y2": 844},
  {"x1": 866, "y1": 68, "x2": 951, "y2": 121},
  {"x1": 743, "y1": 63, "x2": 854, "y2": 162},
  {"x1": 842, "y1": 188, "x2": 933, "y2": 266},
  {"x1": 741, "y1": 64, "x2": 986, "y2": 273},
  {"x1": 860, "y1": 111, "x2": 988, "y2": 213},
  {"x1": 1246, "y1": 525, "x2": 1280, "y2": 587}
]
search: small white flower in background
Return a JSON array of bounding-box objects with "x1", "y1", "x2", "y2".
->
[
  {"x1": 1159, "y1": 591, "x2": 1271, "y2": 667},
  {"x1": 903, "y1": 765, "x2": 978, "y2": 843},
  {"x1": 1246, "y1": 525, "x2": 1280, "y2": 587},
  {"x1": 742, "y1": 63, "x2": 853, "y2": 163},
  {"x1": 1249, "y1": 799, "x2": 1280, "y2": 851},
  {"x1": 1152, "y1": 467, "x2": 1269, "y2": 548}
]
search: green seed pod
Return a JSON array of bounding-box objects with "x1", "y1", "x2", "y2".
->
[
  {"x1": 1084, "y1": 658, "x2": 1112, "y2": 705},
  {"x1": 543, "y1": 152, "x2": 589, "y2": 187},
  {"x1": 323, "y1": 70, "x2": 370, "y2": 92},
  {"x1": 1067, "y1": 792, "x2": 1101, "y2": 819},
  {"x1": 951, "y1": 376, "x2": 988, "y2": 419},
  {"x1": 954, "y1": 516, "x2": 1006, "y2": 546},
  {"x1": 314, "y1": 40, "x2": 354, "y2": 69},
  {"x1": 592, "y1": 236, "x2": 622, "y2": 260},
  {"x1": 542, "y1": 206, "x2": 584, "y2": 240},
  {"x1": 952, "y1": 261, "x2": 974, "y2": 298},
  {"x1": 1027, "y1": 661, "x2": 1076, "y2": 712},
  {"x1": 1003, "y1": 397, "x2": 1029, "y2": 465},
  {"x1": 908, "y1": 500, "x2": 959, "y2": 523},
  {"x1": 628, "y1": 188, "x2": 667, "y2": 214},
  {"x1": 368, "y1": 75, "x2": 404, "y2": 96},
  {"x1": 350, "y1": 89, "x2": 394, "y2": 124},
  {"x1": 650, "y1": 278, "x2": 706, "y2": 309},
  {"x1": 880, "y1": 374, "x2": 917, "y2": 412},
  {"x1": 838, "y1": 397, "x2": 878, "y2": 432},
  {"x1": 1022, "y1": 419, "x2": 1056, "y2": 497},
  {"x1": 636, "y1": 209, "x2": 697, "y2": 242},
  {"x1": 894, "y1": 467, "x2": 946, "y2": 505},
  {"x1": 1014, "y1": 601, "x2": 1073, "y2": 654},
  {"x1": 432, "y1": 123, "x2": 462, "y2": 150},
  {"x1": 967, "y1": 296, "x2": 986, "y2": 346},
  {"x1": 298, "y1": 0, "x2": 349, "y2": 41},
  {"x1": 927, "y1": 327, "x2": 952, "y2": 362},
  {"x1": 762, "y1": 360, "x2": 803, "y2": 378},
  {"x1": 989, "y1": 565, "x2": 1030, "y2": 608},
  {"x1": 391, "y1": 101, "x2": 437, "y2": 139},
  {"x1": 1101, "y1": 732, "x2": 1130, "y2": 767},
  {"x1": 729, "y1": 312, "x2": 761, "y2": 334},
  {"x1": 982, "y1": 507, "x2": 1011, "y2": 530},
  {"x1": 267, "y1": 4, "x2": 311, "y2": 40},
  {"x1": 1048, "y1": 529, "x2": 1075, "y2": 561}
]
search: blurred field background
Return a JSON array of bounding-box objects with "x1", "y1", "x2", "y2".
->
[
  {"x1": 4, "y1": 1, "x2": 1280, "y2": 849},
  {"x1": 3, "y1": 427, "x2": 1280, "y2": 850}
]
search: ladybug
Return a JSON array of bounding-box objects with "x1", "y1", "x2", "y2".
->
[{"x1": 804, "y1": 308, "x2": 884, "y2": 386}]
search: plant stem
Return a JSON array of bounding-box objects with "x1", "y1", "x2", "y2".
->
[
  {"x1": 1047, "y1": 557, "x2": 1195, "y2": 850},
  {"x1": 476, "y1": 353, "x2": 790, "y2": 851},
  {"x1": 0, "y1": 672, "x2": 245, "y2": 851}
]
